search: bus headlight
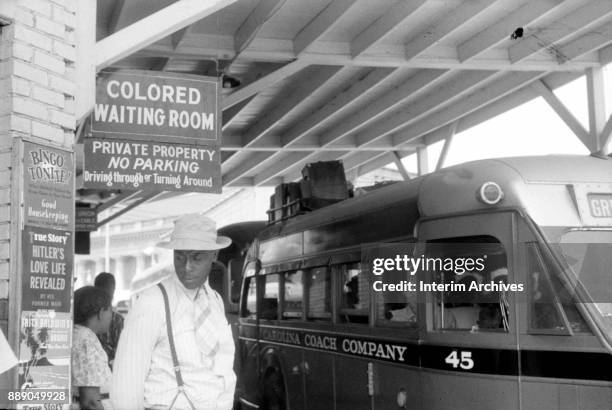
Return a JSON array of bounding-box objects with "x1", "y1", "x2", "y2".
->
[{"x1": 478, "y1": 182, "x2": 504, "y2": 205}]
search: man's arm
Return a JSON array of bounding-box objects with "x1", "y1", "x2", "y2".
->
[{"x1": 111, "y1": 288, "x2": 162, "y2": 409}]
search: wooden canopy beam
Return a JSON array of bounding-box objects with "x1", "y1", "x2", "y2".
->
[{"x1": 96, "y1": 0, "x2": 239, "y2": 70}]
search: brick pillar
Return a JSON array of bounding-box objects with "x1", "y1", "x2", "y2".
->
[{"x1": 0, "y1": 0, "x2": 77, "y2": 395}]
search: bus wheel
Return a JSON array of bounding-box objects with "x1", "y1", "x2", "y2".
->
[{"x1": 261, "y1": 369, "x2": 286, "y2": 410}]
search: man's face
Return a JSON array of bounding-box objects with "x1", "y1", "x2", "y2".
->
[
  {"x1": 103, "y1": 284, "x2": 115, "y2": 299},
  {"x1": 174, "y1": 249, "x2": 218, "y2": 289}
]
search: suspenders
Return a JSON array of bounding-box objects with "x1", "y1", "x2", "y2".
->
[{"x1": 157, "y1": 283, "x2": 197, "y2": 410}]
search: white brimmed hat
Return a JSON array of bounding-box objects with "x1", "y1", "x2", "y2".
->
[{"x1": 156, "y1": 214, "x2": 231, "y2": 250}]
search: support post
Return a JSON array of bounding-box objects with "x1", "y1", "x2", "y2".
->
[
  {"x1": 586, "y1": 67, "x2": 606, "y2": 151},
  {"x1": 532, "y1": 80, "x2": 591, "y2": 150},
  {"x1": 0, "y1": 0, "x2": 78, "y2": 399},
  {"x1": 392, "y1": 151, "x2": 411, "y2": 181},
  {"x1": 599, "y1": 114, "x2": 612, "y2": 155},
  {"x1": 417, "y1": 146, "x2": 429, "y2": 176},
  {"x1": 435, "y1": 122, "x2": 457, "y2": 170}
]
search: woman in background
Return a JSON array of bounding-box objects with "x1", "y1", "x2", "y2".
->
[{"x1": 72, "y1": 286, "x2": 113, "y2": 410}]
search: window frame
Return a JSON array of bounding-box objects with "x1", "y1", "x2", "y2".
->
[
  {"x1": 259, "y1": 272, "x2": 281, "y2": 321},
  {"x1": 424, "y1": 236, "x2": 511, "y2": 333},
  {"x1": 336, "y1": 262, "x2": 371, "y2": 326},
  {"x1": 525, "y1": 242, "x2": 573, "y2": 336},
  {"x1": 280, "y1": 270, "x2": 305, "y2": 321},
  {"x1": 304, "y1": 265, "x2": 333, "y2": 322}
]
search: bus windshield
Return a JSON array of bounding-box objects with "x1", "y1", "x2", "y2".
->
[{"x1": 554, "y1": 230, "x2": 612, "y2": 341}]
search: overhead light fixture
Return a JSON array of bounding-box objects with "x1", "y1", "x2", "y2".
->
[{"x1": 222, "y1": 75, "x2": 241, "y2": 89}]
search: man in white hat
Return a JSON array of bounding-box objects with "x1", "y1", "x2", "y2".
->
[{"x1": 111, "y1": 214, "x2": 236, "y2": 410}]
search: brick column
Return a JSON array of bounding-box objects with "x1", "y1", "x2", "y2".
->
[{"x1": 0, "y1": 0, "x2": 77, "y2": 394}]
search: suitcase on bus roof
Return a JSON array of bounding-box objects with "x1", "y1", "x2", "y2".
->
[{"x1": 300, "y1": 161, "x2": 348, "y2": 210}]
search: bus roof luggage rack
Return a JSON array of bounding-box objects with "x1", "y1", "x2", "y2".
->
[{"x1": 267, "y1": 160, "x2": 349, "y2": 224}]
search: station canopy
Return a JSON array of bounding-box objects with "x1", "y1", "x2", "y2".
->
[{"x1": 83, "y1": 0, "x2": 612, "y2": 223}]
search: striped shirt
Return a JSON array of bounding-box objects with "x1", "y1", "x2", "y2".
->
[{"x1": 111, "y1": 275, "x2": 236, "y2": 410}]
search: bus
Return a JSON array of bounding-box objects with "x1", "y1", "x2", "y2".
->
[{"x1": 235, "y1": 155, "x2": 612, "y2": 410}]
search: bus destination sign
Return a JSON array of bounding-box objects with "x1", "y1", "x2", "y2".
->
[
  {"x1": 588, "y1": 193, "x2": 612, "y2": 218},
  {"x1": 573, "y1": 184, "x2": 612, "y2": 226}
]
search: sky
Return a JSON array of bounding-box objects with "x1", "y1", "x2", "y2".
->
[{"x1": 397, "y1": 64, "x2": 612, "y2": 174}]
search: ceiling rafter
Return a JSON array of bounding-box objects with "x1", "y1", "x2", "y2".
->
[
  {"x1": 244, "y1": 69, "x2": 497, "y2": 185},
  {"x1": 404, "y1": 0, "x2": 498, "y2": 60},
  {"x1": 271, "y1": 70, "x2": 545, "y2": 182},
  {"x1": 251, "y1": 151, "x2": 348, "y2": 186},
  {"x1": 96, "y1": 0, "x2": 239, "y2": 70},
  {"x1": 241, "y1": 65, "x2": 347, "y2": 147},
  {"x1": 239, "y1": 67, "x2": 401, "y2": 179},
  {"x1": 139, "y1": 37, "x2": 599, "y2": 71},
  {"x1": 341, "y1": 151, "x2": 392, "y2": 173},
  {"x1": 319, "y1": 69, "x2": 451, "y2": 146},
  {"x1": 151, "y1": 57, "x2": 172, "y2": 71},
  {"x1": 252, "y1": 152, "x2": 314, "y2": 185},
  {"x1": 107, "y1": 0, "x2": 126, "y2": 34},
  {"x1": 222, "y1": 152, "x2": 274, "y2": 185},
  {"x1": 221, "y1": 66, "x2": 353, "y2": 175},
  {"x1": 457, "y1": 0, "x2": 564, "y2": 62},
  {"x1": 172, "y1": 26, "x2": 194, "y2": 51},
  {"x1": 558, "y1": 20, "x2": 612, "y2": 63},
  {"x1": 326, "y1": 73, "x2": 547, "y2": 172},
  {"x1": 294, "y1": 0, "x2": 358, "y2": 56},
  {"x1": 227, "y1": 0, "x2": 288, "y2": 71},
  {"x1": 508, "y1": 0, "x2": 612, "y2": 63},
  {"x1": 352, "y1": 150, "x2": 413, "y2": 180},
  {"x1": 420, "y1": 71, "x2": 581, "y2": 147},
  {"x1": 352, "y1": 70, "x2": 499, "y2": 146},
  {"x1": 284, "y1": 75, "x2": 579, "y2": 181},
  {"x1": 221, "y1": 143, "x2": 396, "y2": 152},
  {"x1": 222, "y1": 95, "x2": 256, "y2": 131},
  {"x1": 392, "y1": 71, "x2": 546, "y2": 147},
  {"x1": 282, "y1": 67, "x2": 398, "y2": 146},
  {"x1": 222, "y1": 60, "x2": 308, "y2": 109},
  {"x1": 350, "y1": 0, "x2": 427, "y2": 58}
]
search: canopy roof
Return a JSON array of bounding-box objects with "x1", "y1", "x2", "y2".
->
[{"x1": 84, "y1": 0, "x2": 612, "y2": 223}]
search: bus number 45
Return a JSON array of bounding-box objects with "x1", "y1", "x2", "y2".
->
[{"x1": 445, "y1": 350, "x2": 474, "y2": 370}]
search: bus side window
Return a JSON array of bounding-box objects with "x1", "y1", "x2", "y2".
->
[
  {"x1": 261, "y1": 274, "x2": 280, "y2": 320},
  {"x1": 282, "y1": 270, "x2": 303, "y2": 319},
  {"x1": 338, "y1": 263, "x2": 369, "y2": 324},
  {"x1": 306, "y1": 267, "x2": 331, "y2": 321},
  {"x1": 428, "y1": 236, "x2": 510, "y2": 333},
  {"x1": 527, "y1": 243, "x2": 590, "y2": 334},
  {"x1": 241, "y1": 276, "x2": 257, "y2": 319},
  {"x1": 377, "y1": 267, "x2": 417, "y2": 327}
]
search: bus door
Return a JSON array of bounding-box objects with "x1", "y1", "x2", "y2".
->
[
  {"x1": 515, "y1": 221, "x2": 608, "y2": 410},
  {"x1": 262, "y1": 268, "x2": 306, "y2": 410},
  {"x1": 417, "y1": 212, "x2": 520, "y2": 410},
  {"x1": 237, "y1": 260, "x2": 262, "y2": 409},
  {"x1": 333, "y1": 261, "x2": 374, "y2": 410},
  {"x1": 369, "y1": 241, "x2": 421, "y2": 410}
]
